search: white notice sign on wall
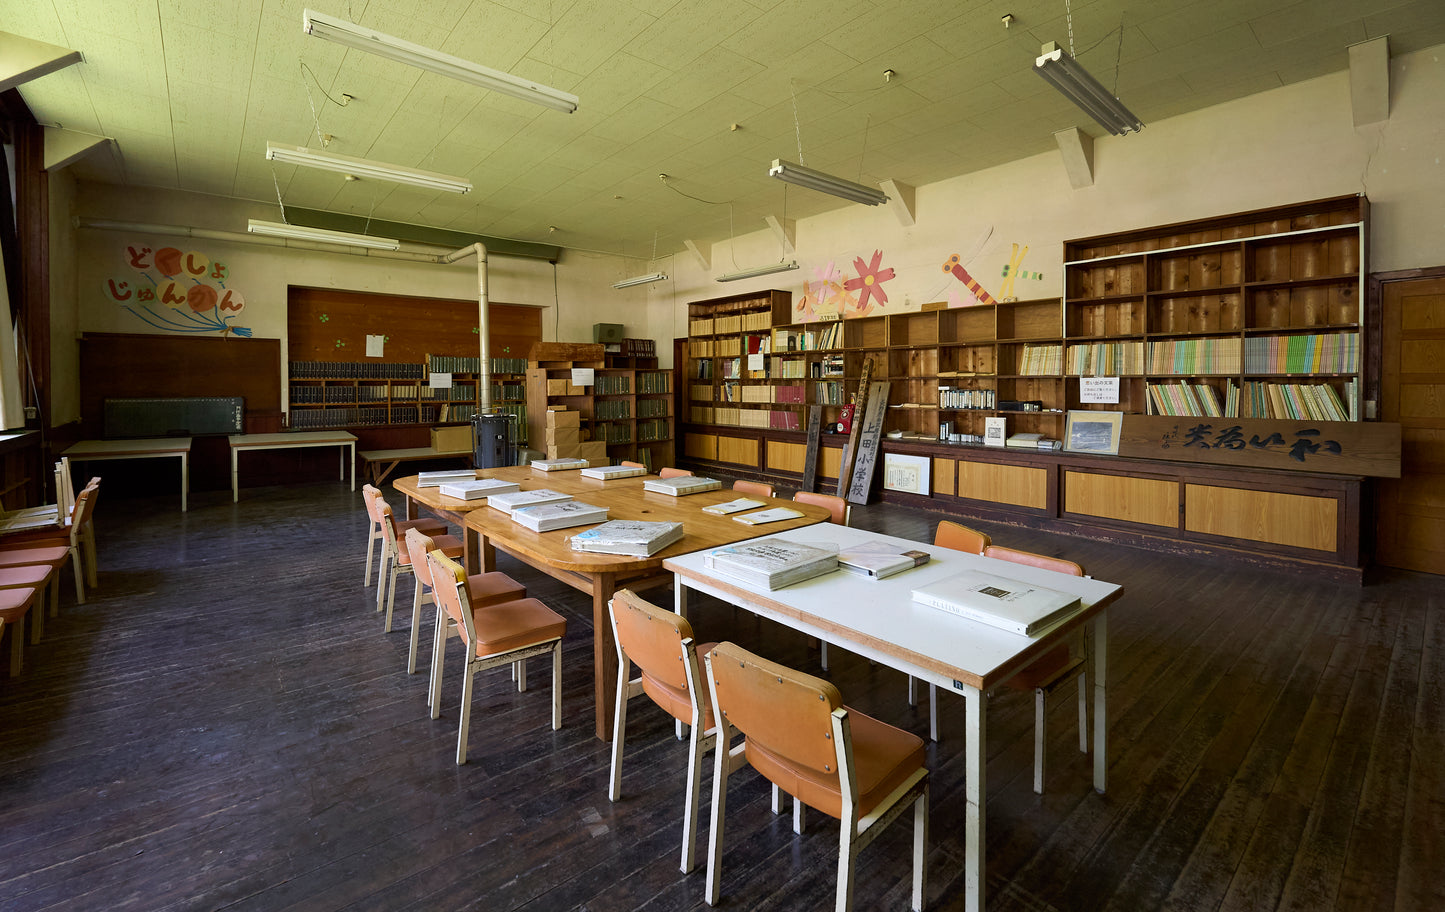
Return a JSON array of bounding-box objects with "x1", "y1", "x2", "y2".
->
[{"x1": 1079, "y1": 377, "x2": 1121, "y2": 404}]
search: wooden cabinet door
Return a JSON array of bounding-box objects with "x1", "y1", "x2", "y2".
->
[{"x1": 1377, "y1": 273, "x2": 1445, "y2": 574}]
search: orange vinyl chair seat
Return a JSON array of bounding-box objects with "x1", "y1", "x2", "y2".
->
[
  {"x1": 792, "y1": 490, "x2": 849, "y2": 526},
  {"x1": 0, "y1": 586, "x2": 42, "y2": 677},
  {"x1": 658, "y1": 467, "x2": 693, "y2": 479},
  {"x1": 469, "y1": 598, "x2": 567, "y2": 658},
  {"x1": 730, "y1": 479, "x2": 774, "y2": 498},
  {"x1": 405, "y1": 527, "x2": 524, "y2": 681}
]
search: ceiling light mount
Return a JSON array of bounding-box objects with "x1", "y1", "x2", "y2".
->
[
  {"x1": 612, "y1": 272, "x2": 668, "y2": 289},
  {"x1": 768, "y1": 159, "x2": 889, "y2": 206},
  {"x1": 716, "y1": 261, "x2": 799, "y2": 283},
  {"x1": 1034, "y1": 41, "x2": 1143, "y2": 136},
  {"x1": 267, "y1": 142, "x2": 473, "y2": 193},
  {"x1": 302, "y1": 9, "x2": 578, "y2": 113},
  {"x1": 247, "y1": 219, "x2": 400, "y2": 250}
]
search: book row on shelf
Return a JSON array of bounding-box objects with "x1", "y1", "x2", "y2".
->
[
  {"x1": 1144, "y1": 379, "x2": 1356, "y2": 421},
  {"x1": 424, "y1": 355, "x2": 529, "y2": 374},
  {"x1": 594, "y1": 400, "x2": 632, "y2": 420},
  {"x1": 619, "y1": 338, "x2": 657, "y2": 357},
  {"x1": 701, "y1": 406, "x2": 802, "y2": 430},
  {"x1": 637, "y1": 399, "x2": 668, "y2": 418},
  {"x1": 771, "y1": 322, "x2": 843, "y2": 352},
  {"x1": 940, "y1": 387, "x2": 998, "y2": 410},
  {"x1": 289, "y1": 360, "x2": 425, "y2": 379},
  {"x1": 637, "y1": 418, "x2": 669, "y2": 441},
  {"x1": 637, "y1": 372, "x2": 671, "y2": 393},
  {"x1": 418, "y1": 382, "x2": 525, "y2": 401},
  {"x1": 689, "y1": 311, "x2": 773, "y2": 336},
  {"x1": 594, "y1": 375, "x2": 632, "y2": 395},
  {"x1": 1017, "y1": 344, "x2": 1064, "y2": 376},
  {"x1": 720, "y1": 382, "x2": 806, "y2": 404}
]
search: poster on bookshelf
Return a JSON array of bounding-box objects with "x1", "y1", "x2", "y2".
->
[{"x1": 1064, "y1": 411, "x2": 1123, "y2": 455}]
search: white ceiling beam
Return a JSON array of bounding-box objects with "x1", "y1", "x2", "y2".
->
[
  {"x1": 44, "y1": 127, "x2": 111, "y2": 172},
  {"x1": 1349, "y1": 36, "x2": 1390, "y2": 127},
  {"x1": 0, "y1": 32, "x2": 82, "y2": 93},
  {"x1": 880, "y1": 179, "x2": 915, "y2": 227},
  {"x1": 683, "y1": 239, "x2": 710, "y2": 272},
  {"x1": 764, "y1": 215, "x2": 795, "y2": 256},
  {"x1": 1054, "y1": 127, "x2": 1095, "y2": 190}
]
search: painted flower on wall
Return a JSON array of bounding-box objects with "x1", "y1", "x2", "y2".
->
[
  {"x1": 844, "y1": 249, "x2": 895, "y2": 315},
  {"x1": 102, "y1": 244, "x2": 251, "y2": 336}
]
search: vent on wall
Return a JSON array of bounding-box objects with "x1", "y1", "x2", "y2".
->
[{"x1": 593, "y1": 323, "x2": 624, "y2": 344}]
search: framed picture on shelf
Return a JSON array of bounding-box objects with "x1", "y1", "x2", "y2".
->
[
  {"x1": 1064, "y1": 410, "x2": 1123, "y2": 455},
  {"x1": 883, "y1": 453, "x2": 931, "y2": 495}
]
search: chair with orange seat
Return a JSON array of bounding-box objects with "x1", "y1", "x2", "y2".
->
[
  {"x1": 608, "y1": 588, "x2": 719, "y2": 872},
  {"x1": 361, "y1": 484, "x2": 447, "y2": 587},
  {"x1": 0, "y1": 566, "x2": 55, "y2": 643},
  {"x1": 426, "y1": 550, "x2": 566, "y2": 764},
  {"x1": 983, "y1": 544, "x2": 1088, "y2": 794},
  {"x1": 731, "y1": 479, "x2": 774, "y2": 498},
  {"x1": 792, "y1": 490, "x2": 849, "y2": 526},
  {"x1": 703, "y1": 641, "x2": 928, "y2": 911},
  {"x1": 404, "y1": 527, "x2": 525, "y2": 678},
  {"x1": 0, "y1": 585, "x2": 43, "y2": 677},
  {"x1": 377, "y1": 501, "x2": 463, "y2": 633},
  {"x1": 0, "y1": 481, "x2": 101, "y2": 612},
  {"x1": 619, "y1": 460, "x2": 646, "y2": 470},
  {"x1": 658, "y1": 467, "x2": 693, "y2": 479}
]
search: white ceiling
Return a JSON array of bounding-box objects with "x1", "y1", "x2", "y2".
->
[{"x1": 6, "y1": 0, "x2": 1445, "y2": 260}]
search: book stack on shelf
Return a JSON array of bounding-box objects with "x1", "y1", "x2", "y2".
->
[
  {"x1": 911, "y1": 570, "x2": 1081, "y2": 636},
  {"x1": 568, "y1": 520, "x2": 684, "y2": 557},
  {"x1": 642, "y1": 476, "x2": 722, "y2": 496},
  {"x1": 704, "y1": 539, "x2": 840, "y2": 590},
  {"x1": 487, "y1": 489, "x2": 572, "y2": 515},
  {"x1": 437, "y1": 478, "x2": 520, "y2": 501},
  {"x1": 510, "y1": 500, "x2": 609, "y2": 532}
]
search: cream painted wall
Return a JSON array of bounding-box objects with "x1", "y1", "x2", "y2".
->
[{"x1": 642, "y1": 42, "x2": 1445, "y2": 366}]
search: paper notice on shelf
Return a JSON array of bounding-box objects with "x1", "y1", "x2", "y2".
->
[
  {"x1": 571, "y1": 368, "x2": 595, "y2": 386},
  {"x1": 429, "y1": 372, "x2": 452, "y2": 389},
  {"x1": 747, "y1": 353, "x2": 765, "y2": 372},
  {"x1": 365, "y1": 334, "x2": 385, "y2": 358},
  {"x1": 1080, "y1": 377, "x2": 1120, "y2": 403}
]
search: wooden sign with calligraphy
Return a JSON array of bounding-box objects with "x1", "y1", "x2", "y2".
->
[
  {"x1": 835, "y1": 358, "x2": 874, "y2": 497},
  {"x1": 1117, "y1": 415, "x2": 1401, "y2": 478},
  {"x1": 846, "y1": 381, "x2": 892, "y2": 505},
  {"x1": 801, "y1": 406, "x2": 823, "y2": 493}
]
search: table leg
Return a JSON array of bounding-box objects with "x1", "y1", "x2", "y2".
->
[
  {"x1": 349, "y1": 443, "x2": 355, "y2": 491},
  {"x1": 673, "y1": 580, "x2": 688, "y2": 619},
  {"x1": 1092, "y1": 611, "x2": 1108, "y2": 793},
  {"x1": 181, "y1": 453, "x2": 189, "y2": 512},
  {"x1": 231, "y1": 448, "x2": 239, "y2": 503},
  {"x1": 592, "y1": 572, "x2": 619, "y2": 741},
  {"x1": 964, "y1": 687, "x2": 986, "y2": 912},
  {"x1": 464, "y1": 525, "x2": 483, "y2": 575}
]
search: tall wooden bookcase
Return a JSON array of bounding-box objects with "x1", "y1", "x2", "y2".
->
[{"x1": 525, "y1": 342, "x2": 675, "y2": 469}]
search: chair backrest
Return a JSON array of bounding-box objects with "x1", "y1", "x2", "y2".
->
[
  {"x1": 620, "y1": 461, "x2": 645, "y2": 469},
  {"x1": 377, "y1": 502, "x2": 403, "y2": 556},
  {"x1": 732, "y1": 480, "x2": 774, "y2": 498},
  {"x1": 658, "y1": 467, "x2": 693, "y2": 479},
  {"x1": 707, "y1": 641, "x2": 842, "y2": 779},
  {"x1": 405, "y1": 527, "x2": 439, "y2": 590},
  {"x1": 361, "y1": 484, "x2": 387, "y2": 525},
  {"x1": 935, "y1": 520, "x2": 991, "y2": 554},
  {"x1": 793, "y1": 490, "x2": 849, "y2": 525},
  {"x1": 427, "y1": 550, "x2": 476, "y2": 645},
  {"x1": 69, "y1": 484, "x2": 99, "y2": 545},
  {"x1": 983, "y1": 544, "x2": 1084, "y2": 577},
  {"x1": 610, "y1": 589, "x2": 709, "y2": 725}
]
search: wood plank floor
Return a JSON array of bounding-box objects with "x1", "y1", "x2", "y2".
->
[{"x1": 1, "y1": 481, "x2": 1441, "y2": 911}]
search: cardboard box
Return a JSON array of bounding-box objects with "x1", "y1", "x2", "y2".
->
[
  {"x1": 545, "y1": 409, "x2": 580, "y2": 428},
  {"x1": 545, "y1": 426, "x2": 580, "y2": 447},
  {"x1": 545, "y1": 443, "x2": 581, "y2": 459},
  {"x1": 431, "y1": 425, "x2": 472, "y2": 452},
  {"x1": 577, "y1": 441, "x2": 608, "y2": 461},
  {"x1": 546, "y1": 379, "x2": 571, "y2": 396}
]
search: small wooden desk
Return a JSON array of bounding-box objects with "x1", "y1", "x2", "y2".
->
[
  {"x1": 62, "y1": 437, "x2": 192, "y2": 512},
  {"x1": 397, "y1": 466, "x2": 831, "y2": 739},
  {"x1": 359, "y1": 446, "x2": 472, "y2": 485},
  {"x1": 665, "y1": 523, "x2": 1123, "y2": 912},
  {"x1": 228, "y1": 431, "x2": 356, "y2": 502}
]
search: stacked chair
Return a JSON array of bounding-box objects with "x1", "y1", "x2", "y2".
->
[
  {"x1": 360, "y1": 483, "x2": 446, "y2": 587},
  {"x1": 403, "y1": 527, "x2": 524, "y2": 678}
]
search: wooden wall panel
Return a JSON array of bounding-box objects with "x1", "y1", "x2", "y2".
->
[
  {"x1": 1065, "y1": 471, "x2": 1178, "y2": 527},
  {"x1": 821, "y1": 447, "x2": 842, "y2": 480},
  {"x1": 957, "y1": 461, "x2": 1047, "y2": 509},
  {"x1": 287, "y1": 288, "x2": 541, "y2": 364},
  {"x1": 684, "y1": 433, "x2": 717, "y2": 461},
  {"x1": 932, "y1": 457, "x2": 956, "y2": 496},
  {"x1": 1185, "y1": 484, "x2": 1337, "y2": 551},
  {"x1": 717, "y1": 435, "x2": 759, "y2": 465},
  {"x1": 767, "y1": 440, "x2": 805, "y2": 473}
]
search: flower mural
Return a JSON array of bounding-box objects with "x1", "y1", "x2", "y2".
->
[{"x1": 844, "y1": 249, "x2": 895, "y2": 315}]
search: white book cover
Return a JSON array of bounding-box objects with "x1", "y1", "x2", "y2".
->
[
  {"x1": 437, "y1": 479, "x2": 521, "y2": 501},
  {"x1": 911, "y1": 570, "x2": 1081, "y2": 636},
  {"x1": 511, "y1": 500, "x2": 609, "y2": 532},
  {"x1": 579, "y1": 464, "x2": 648, "y2": 480},
  {"x1": 417, "y1": 469, "x2": 477, "y2": 486},
  {"x1": 836, "y1": 542, "x2": 931, "y2": 579},
  {"x1": 531, "y1": 458, "x2": 589, "y2": 471},
  {"x1": 701, "y1": 498, "x2": 766, "y2": 515},
  {"x1": 642, "y1": 476, "x2": 723, "y2": 496},
  {"x1": 487, "y1": 489, "x2": 573, "y2": 515},
  {"x1": 569, "y1": 520, "x2": 684, "y2": 556},
  {"x1": 732, "y1": 507, "x2": 804, "y2": 526},
  {"x1": 704, "y1": 539, "x2": 838, "y2": 590}
]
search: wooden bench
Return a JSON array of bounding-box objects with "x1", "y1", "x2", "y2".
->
[{"x1": 359, "y1": 446, "x2": 473, "y2": 485}]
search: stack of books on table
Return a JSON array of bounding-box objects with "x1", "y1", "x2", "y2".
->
[
  {"x1": 437, "y1": 478, "x2": 520, "y2": 501},
  {"x1": 732, "y1": 507, "x2": 803, "y2": 526},
  {"x1": 704, "y1": 539, "x2": 839, "y2": 590},
  {"x1": 569, "y1": 520, "x2": 684, "y2": 556},
  {"x1": 701, "y1": 497, "x2": 765, "y2": 515},
  {"x1": 487, "y1": 489, "x2": 573, "y2": 515},
  {"x1": 510, "y1": 500, "x2": 609, "y2": 532},
  {"x1": 531, "y1": 457, "x2": 590, "y2": 472},
  {"x1": 579, "y1": 464, "x2": 647, "y2": 481},
  {"x1": 836, "y1": 542, "x2": 931, "y2": 579},
  {"x1": 910, "y1": 570, "x2": 1081, "y2": 636},
  {"x1": 642, "y1": 476, "x2": 722, "y2": 496},
  {"x1": 417, "y1": 469, "x2": 477, "y2": 487}
]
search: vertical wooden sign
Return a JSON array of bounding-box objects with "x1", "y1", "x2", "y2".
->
[
  {"x1": 846, "y1": 381, "x2": 891, "y2": 505},
  {"x1": 834, "y1": 358, "x2": 874, "y2": 497},
  {"x1": 801, "y1": 405, "x2": 823, "y2": 493}
]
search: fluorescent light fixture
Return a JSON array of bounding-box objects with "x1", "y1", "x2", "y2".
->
[
  {"x1": 768, "y1": 159, "x2": 888, "y2": 206},
  {"x1": 246, "y1": 219, "x2": 400, "y2": 250},
  {"x1": 1034, "y1": 41, "x2": 1143, "y2": 136},
  {"x1": 716, "y1": 261, "x2": 799, "y2": 283},
  {"x1": 265, "y1": 142, "x2": 472, "y2": 194},
  {"x1": 302, "y1": 9, "x2": 578, "y2": 114},
  {"x1": 612, "y1": 272, "x2": 668, "y2": 289}
]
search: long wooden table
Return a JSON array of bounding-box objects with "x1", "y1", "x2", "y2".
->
[
  {"x1": 63, "y1": 437, "x2": 191, "y2": 512},
  {"x1": 229, "y1": 431, "x2": 356, "y2": 502},
  {"x1": 665, "y1": 523, "x2": 1123, "y2": 912},
  {"x1": 394, "y1": 466, "x2": 831, "y2": 739}
]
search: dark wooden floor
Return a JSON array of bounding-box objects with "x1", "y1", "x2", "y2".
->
[{"x1": 1, "y1": 480, "x2": 1441, "y2": 911}]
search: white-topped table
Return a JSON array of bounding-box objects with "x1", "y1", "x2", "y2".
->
[
  {"x1": 664, "y1": 523, "x2": 1123, "y2": 912},
  {"x1": 228, "y1": 431, "x2": 356, "y2": 502},
  {"x1": 62, "y1": 437, "x2": 192, "y2": 512}
]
